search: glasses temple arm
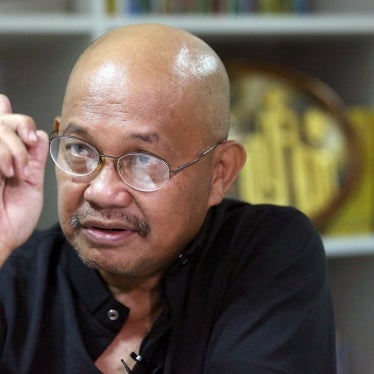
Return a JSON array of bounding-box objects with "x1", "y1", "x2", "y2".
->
[{"x1": 169, "y1": 142, "x2": 221, "y2": 176}]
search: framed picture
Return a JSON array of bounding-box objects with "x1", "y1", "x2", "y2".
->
[{"x1": 226, "y1": 61, "x2": 361, "y2": 230}]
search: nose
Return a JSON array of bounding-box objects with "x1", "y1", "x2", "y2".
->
[{"x1": 83, "y1": 159, "x2": 133, "y2": 208}]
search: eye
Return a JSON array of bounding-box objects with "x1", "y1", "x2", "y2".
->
[
  {"x1": 65, "y1": 141, "x2": 92, "y2": 158},
  {"x1": 65, "y1": 140, "x2": 96, "y2": 158},
  {"x1": 137, "y1": 154, "x2": 154, "y2": 165}
]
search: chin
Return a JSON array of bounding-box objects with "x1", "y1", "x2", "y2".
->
[{"x1": 74, "y1": 246, "x2": 155, "y2": 277}]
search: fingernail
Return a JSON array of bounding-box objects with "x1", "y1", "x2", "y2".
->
[
  {"x1": 8, "y1": 165, "x2": 14, "y2": 177},
  {"x1": 24, "y1": 166, "x2": 30, "y2": 177},
  {"x1": 29, "y1": 131, "x2": 37, "y2": 142}
]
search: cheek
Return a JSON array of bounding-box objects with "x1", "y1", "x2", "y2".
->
[
  {"x1": 56, "y1": 174, "x2": 85, "y2": 229},
  {"x1": 146, "y1": 176, "x2": 212, "y2": 242}
]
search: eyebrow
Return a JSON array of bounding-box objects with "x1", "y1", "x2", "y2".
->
[
  {"x1": 130, "y1": 132, "x2": 160, "y2": 144},
  {"x1": 62, "y1": 123, "x2": 88, "y2": 137},
  {"x1": 61, "y1": 123, "x2": 160, "y2": 145}
]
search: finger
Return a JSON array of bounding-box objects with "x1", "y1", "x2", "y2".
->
[
  {"x1": 0, "y1": 94, "x2": 13, "y2": 114},
  {"x1": 0, "y1": 127, "x2": 29, "y2": 179},
  {"x1": 0, "y1": 129, "x2": 49, "y2": 181},
  {"x1": 0, "y1": 113, "x2": 38, "y2": 147},
  {"x1": 17, "y1": 130, "x2": 49, "y2": 188},
  {"x1": 30, "y1": 130, "x2": 49, "y2": 168},
  {"x1": 0, "y1": 142, "x2": 16, "y2": 177}
]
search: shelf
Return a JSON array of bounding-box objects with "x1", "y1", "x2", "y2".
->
[
  {"x1": 324, "y1": 234, "x2": 374, "y2": 258},
  {"x1": 104, "y1": 14, "x2": 374, "y2": 39},
  {"x1": 0, "y1": 14, "x2": 93, "y2": 35},
  {"x1": 0, "y1": 13, "x2": 373, "y2": 39}
]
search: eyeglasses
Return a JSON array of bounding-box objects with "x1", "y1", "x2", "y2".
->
[{"x1": 49, "y1": 135, "x2": 224, "y2": 192}]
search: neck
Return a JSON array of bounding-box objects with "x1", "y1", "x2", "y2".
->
[{"x1": 99, "y1": 270, "x2": 163, "y2": 324}]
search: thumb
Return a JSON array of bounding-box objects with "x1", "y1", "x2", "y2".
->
[{"x1": 0, "y1": 94, "x2": 13, "y2": 114}]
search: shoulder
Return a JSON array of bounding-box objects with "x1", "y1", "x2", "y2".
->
[
  {"x1": 205, "y1": 199, "x2": 326, "y2": 283},
  {"x1": 215, "y1": 198, "x2": 312, "y2": 225},
  {"x1": 211, "y1": 198, "x2": 321, "y2": 254},
  {"x1": 201, "y1": 202, "x2": 335, "y2": 373}
]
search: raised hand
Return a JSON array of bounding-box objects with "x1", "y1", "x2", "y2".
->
[{"x1": 0, "y1": 94, "x2": 49, "y2": 265}]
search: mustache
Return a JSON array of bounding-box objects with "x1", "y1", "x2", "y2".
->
[{"x1": 70, "y1": 209, "x2": 150, "y2": 238}]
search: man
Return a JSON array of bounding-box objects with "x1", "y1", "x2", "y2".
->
[{"x1": 0, "y1": 24, "x2": 336, "y2": 373}]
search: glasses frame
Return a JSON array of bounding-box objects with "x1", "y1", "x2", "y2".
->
[{"x1": 49, "y1": 135, "x2": 225, "y2": 192}]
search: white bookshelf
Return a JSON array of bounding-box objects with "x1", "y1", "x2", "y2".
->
[
  {"x1": 0, "y1": 0, "x2": 373, "y2": 372},
  {"x1": 0, "y1": 14, "x2": 92, "y2": 34},
  {"x1": 0, "y1": 13, "x2": 373, "y2": 37},
  {"x1": 324, "y1": 234, "x2": 374, "y2": 258},
  {"x1": 104, "y1": 14, "x2": 374, "y2": 37}
]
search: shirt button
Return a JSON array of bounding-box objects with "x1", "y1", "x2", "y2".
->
[
  {"x1": 107, "y1": 309, "x2": 119, "y2": 321},
  {"x1": 178, "y1": 253, "x2": 189, "y2": 265}
]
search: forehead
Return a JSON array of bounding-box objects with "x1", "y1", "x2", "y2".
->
[
  {"x1": 60, "y1": 90, "x2": 188, "y2": 157},
  {"x1": 66, "y1": 60, "x2": 186, "y2": 118},
  {"x1": 62, "y1": 63, "x2": 209, "y2": 149},
  {"x1": 86, "y1": 62, "x2": 127, "y2": 95}
]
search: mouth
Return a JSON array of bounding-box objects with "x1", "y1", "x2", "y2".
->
[
  {"x1": 74, "y1": 217, "x2": 149, "y2": 246},
  {"x1": 83, "y1": 225, "x2": 137, "y2": 246}
]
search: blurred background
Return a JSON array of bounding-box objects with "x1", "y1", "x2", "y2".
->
[{"x1": 0, "y1": 1, "x2": 373, "y2": 372}]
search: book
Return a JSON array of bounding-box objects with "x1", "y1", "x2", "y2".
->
[{"x1": 105, "y1": 0, "x2": 308, "y2": 14}]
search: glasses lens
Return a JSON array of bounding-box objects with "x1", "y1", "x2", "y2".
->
[
  {"x1": 118, "y1": 153, "x2": 170, "y2": 192},
  {"x1": 50, "y1": 137, "x2": 99, "y2": 176}
]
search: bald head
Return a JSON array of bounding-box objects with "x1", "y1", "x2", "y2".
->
[{"x1": 63, "y1": 23, "x2": 231, "y2": 141}]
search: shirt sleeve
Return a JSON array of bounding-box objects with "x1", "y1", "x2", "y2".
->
[{"x1": 204, "y1": 208, "x2": 336, "y2": 374}]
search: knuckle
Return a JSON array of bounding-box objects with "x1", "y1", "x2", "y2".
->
[
  {"x1": 0, "y1": 147, "x2": 12, "y2": 171},
  {"x1": 0, "y1": 113, "x2": 35, "y2": 130}
]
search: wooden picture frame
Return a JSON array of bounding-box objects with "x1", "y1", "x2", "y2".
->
[{"x1": 226, "y1": 61, "x2": 361, "y2": 230}]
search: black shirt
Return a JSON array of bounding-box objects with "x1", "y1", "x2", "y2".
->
[{"x1": 0, "y1": 199, "x2": 336, "y2": 373}]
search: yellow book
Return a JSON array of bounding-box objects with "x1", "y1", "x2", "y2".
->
[{"x1": 106, "y1": 0, "x2": 116, "y2": 14}]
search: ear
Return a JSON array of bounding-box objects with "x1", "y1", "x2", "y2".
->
[
  {"x1": 53, "y1": 116, "x2": 61, "y2": 133},
  {"x1": 207, "y1": 140, "x2": 247, "y2": 207}
]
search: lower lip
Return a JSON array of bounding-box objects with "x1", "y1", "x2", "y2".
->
[{"x1": 82, "y1": 227, "x2": 136, "y2": 246}]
